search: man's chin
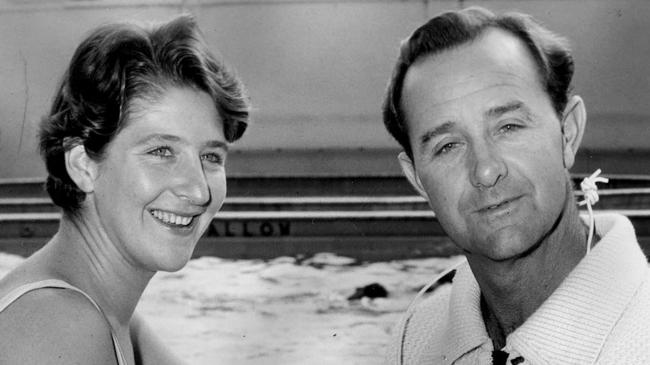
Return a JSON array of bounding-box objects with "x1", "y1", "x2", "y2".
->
[{"x1": 469, "y1": 232, "x2": 545, "y2": 263}]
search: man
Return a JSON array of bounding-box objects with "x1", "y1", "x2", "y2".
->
[{"x1": 382, "y1": 7, "x2": 650, "y2": 365}]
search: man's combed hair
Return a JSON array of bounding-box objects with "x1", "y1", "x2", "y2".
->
[
  {"x1": 39, "y1": 14, "x2": 251, "y2": 213},
  {"x1": 382, "y1": 6, "x2": 574, "y2": 159}
]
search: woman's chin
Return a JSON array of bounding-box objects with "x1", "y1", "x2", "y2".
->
[
  {"x1": 156, "y1": 256, "x2": 192, "y2": 273},
  {"x1": 144, "y1": 246, "x2": 196, "y2": 273}
]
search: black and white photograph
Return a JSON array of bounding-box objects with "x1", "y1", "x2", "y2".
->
[{"x1": 0, "y1": 1, "x2": 649, "y2": 364}]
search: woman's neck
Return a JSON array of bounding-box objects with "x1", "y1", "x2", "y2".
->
[{"x1": 41, "y1": 212, "x2": 154, "y2": 328}]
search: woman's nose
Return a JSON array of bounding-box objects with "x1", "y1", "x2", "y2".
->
[{"x1": 173, "y1": 158, "x2": 210, "y2": 206}]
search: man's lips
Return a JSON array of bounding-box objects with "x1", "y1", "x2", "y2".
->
[{"x1": 475, "y1": 195, "x2": 522, "y2": 213}]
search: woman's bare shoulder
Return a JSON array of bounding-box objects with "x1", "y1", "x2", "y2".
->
[
  {"x1": 0, "y1": 286, "x2": 118, "y2": 364},
  {"x1": 130, "y1": 312, "x2": 186, "y2": 365}
]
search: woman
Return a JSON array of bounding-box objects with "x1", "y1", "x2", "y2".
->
[{"x1": 0, "y1": 14, "x2": 249, "y2": 364}]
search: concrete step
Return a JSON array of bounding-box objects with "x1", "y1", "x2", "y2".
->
[
  {"x1": 1, "y1": 173, "x2": 649, "y2": 199},
  {"x1": 0, "y1": 176, "x2": 417, "y2": 198},
  {"x1": 1, "y1": 188, "x2": 649, "y2": 213},
  {"x1": 1, "y1": 210, "x2": 649, "y2": 260},
  {"x1": 0, "y1": 196, "x2": 429, "y2": 213}
]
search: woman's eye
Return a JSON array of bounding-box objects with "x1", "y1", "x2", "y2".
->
[
  {"x1": 201, "y1": 153, "x2": 224, "y2": 165},
  {"x1": 148, "y1": 146, "x2": 173, "y2": 158}
]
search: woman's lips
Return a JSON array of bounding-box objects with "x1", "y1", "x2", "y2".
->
[{"x1": 149, "y1": 209, "x2": 196, "y2": 227}]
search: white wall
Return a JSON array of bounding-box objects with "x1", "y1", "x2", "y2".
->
[{"x1": 0, "y1": 0, "x2": 648, "y2": 178}]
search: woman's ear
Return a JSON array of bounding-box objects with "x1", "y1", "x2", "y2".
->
[
  {"x1": 397, "y1": 152, "x2": 428, "y2": 199},
  {"x1": 65, "y1": 145, "x2": 98, "y2": 194},
  {"x1": 561, "y1": 95, "x2": 587, "y2": 169}
]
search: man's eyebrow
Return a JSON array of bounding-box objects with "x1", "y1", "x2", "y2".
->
[
  {"x1": 484, "y1": 100, "x2": 529, "y2": 120},
  {"x1": 418, "y1": 121, "x2": 455, "y2": 151}
]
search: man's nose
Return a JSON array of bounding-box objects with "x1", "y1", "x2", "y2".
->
[
  {"x1": 469, "y1": 142, "x2": 507, "y2": 189},
  {"x1": 173, "y1": 158, "x2": 211, "y2": 206}
]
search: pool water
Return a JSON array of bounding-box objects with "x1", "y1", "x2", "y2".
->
[{"x1": 0, "y1": 252, "x2": 461, "y2": 364}]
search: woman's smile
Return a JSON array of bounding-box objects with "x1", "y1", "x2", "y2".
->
[{"x1": 149, "y1": 209, "x2": 198, "y2": 230}]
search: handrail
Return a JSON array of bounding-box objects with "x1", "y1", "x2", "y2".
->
[
  {"x1": 1, "y1": 173, "x2": 649, "y2": 186},
  {"x1": 2, "y1": 209, "x2": 650, "y2": 222},
  {"x1": 1, "y1": 188, "x2": 650, "y2": 206}
]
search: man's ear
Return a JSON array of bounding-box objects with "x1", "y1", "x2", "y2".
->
[
  {"x1": 560, "y1": 95, "x2": 587, "y2": 169},
  {"x1": 397, "y1": 152, "x2": 429, "y2": 198},
  {"x1": 65, "y1": 144, "x2": 98, "y2": 194}
]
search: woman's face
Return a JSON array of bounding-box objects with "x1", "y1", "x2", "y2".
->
[{"x1": 90, "y1": 87, "x2": 227, "y2": 272}]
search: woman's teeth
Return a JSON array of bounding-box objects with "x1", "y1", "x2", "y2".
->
[{"x1": 150, "y1": 210, "x2": 193, "y2": 226}]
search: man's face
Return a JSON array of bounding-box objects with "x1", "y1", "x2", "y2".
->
[{"x1": 401, "y1": 28, "x2": 571, "y2": 262}]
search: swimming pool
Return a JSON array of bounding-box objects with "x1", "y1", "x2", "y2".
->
[{"x1": 0, "y1": 252, "x2": 460, "y2": 364}]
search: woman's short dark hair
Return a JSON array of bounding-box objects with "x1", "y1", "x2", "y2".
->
[
  {"x1": 40, "y1": 14, "x2": 250, "y2": 213},
  {"x1": 382, "y1": 6, "x2": 574, "y2": 159}
]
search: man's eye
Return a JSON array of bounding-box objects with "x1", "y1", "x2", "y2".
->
[
  {"x1": 201, "y1": 153, "x2": 224, "y2": 165},
  {"x1": 500, "y1": 124, "x2": 522, "y2": 133},
  {"x1": 436, "y1": 142, "x2": 458, "y2": 155},
  {"x1": 148, "y1": 146, "x2": 173, "y2": 157}
]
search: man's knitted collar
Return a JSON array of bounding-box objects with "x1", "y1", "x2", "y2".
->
[{"x1": 441, "y1": 214, "x2": 646, "y2": 365}]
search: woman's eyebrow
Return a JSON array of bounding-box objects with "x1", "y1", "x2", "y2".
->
[
  {"x1": 204, "y1": 140, "x2": 229, "y2": 151},
  {"x1": 135, "y1": 134, "x2": 228, "y2": 151},
  {"x1": 135, "y1": 133, "x2": 181, "y2": 145}
]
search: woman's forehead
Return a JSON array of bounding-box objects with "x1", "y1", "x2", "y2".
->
[{"x1": 117, "y1": 87, "x2": 225, "y2": 146}]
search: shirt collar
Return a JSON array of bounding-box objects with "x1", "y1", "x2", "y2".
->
[
  {"x1": 506, "y1": 213, "x2": 646, "y2": 364},
  {"x1": 441, "y1": 213, "x2": 646, "y2": 365},
  {"x1": 441, "y1": 261, "x2": 492, "y2": 364}
]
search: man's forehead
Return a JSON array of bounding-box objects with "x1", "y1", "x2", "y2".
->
[
  {"x1": 405, "y1": 29, "x2": 540, "y2": 88},
  {"x1": 401, "y1": 28, "x2": 543, "y2": 117}
]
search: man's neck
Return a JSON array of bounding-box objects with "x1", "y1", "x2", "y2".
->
[{"x1": 468, "y1": 196, "x2": 590, "y2": 349}]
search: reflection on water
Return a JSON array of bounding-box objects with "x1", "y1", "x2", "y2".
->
[{"x1": 0, "y1": 252, "x2": 461, "y2": 364}]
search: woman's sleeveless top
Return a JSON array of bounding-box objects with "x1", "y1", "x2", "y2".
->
[{"x1": 0, "y1": 279, "x2": 128, "y2": 365}]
